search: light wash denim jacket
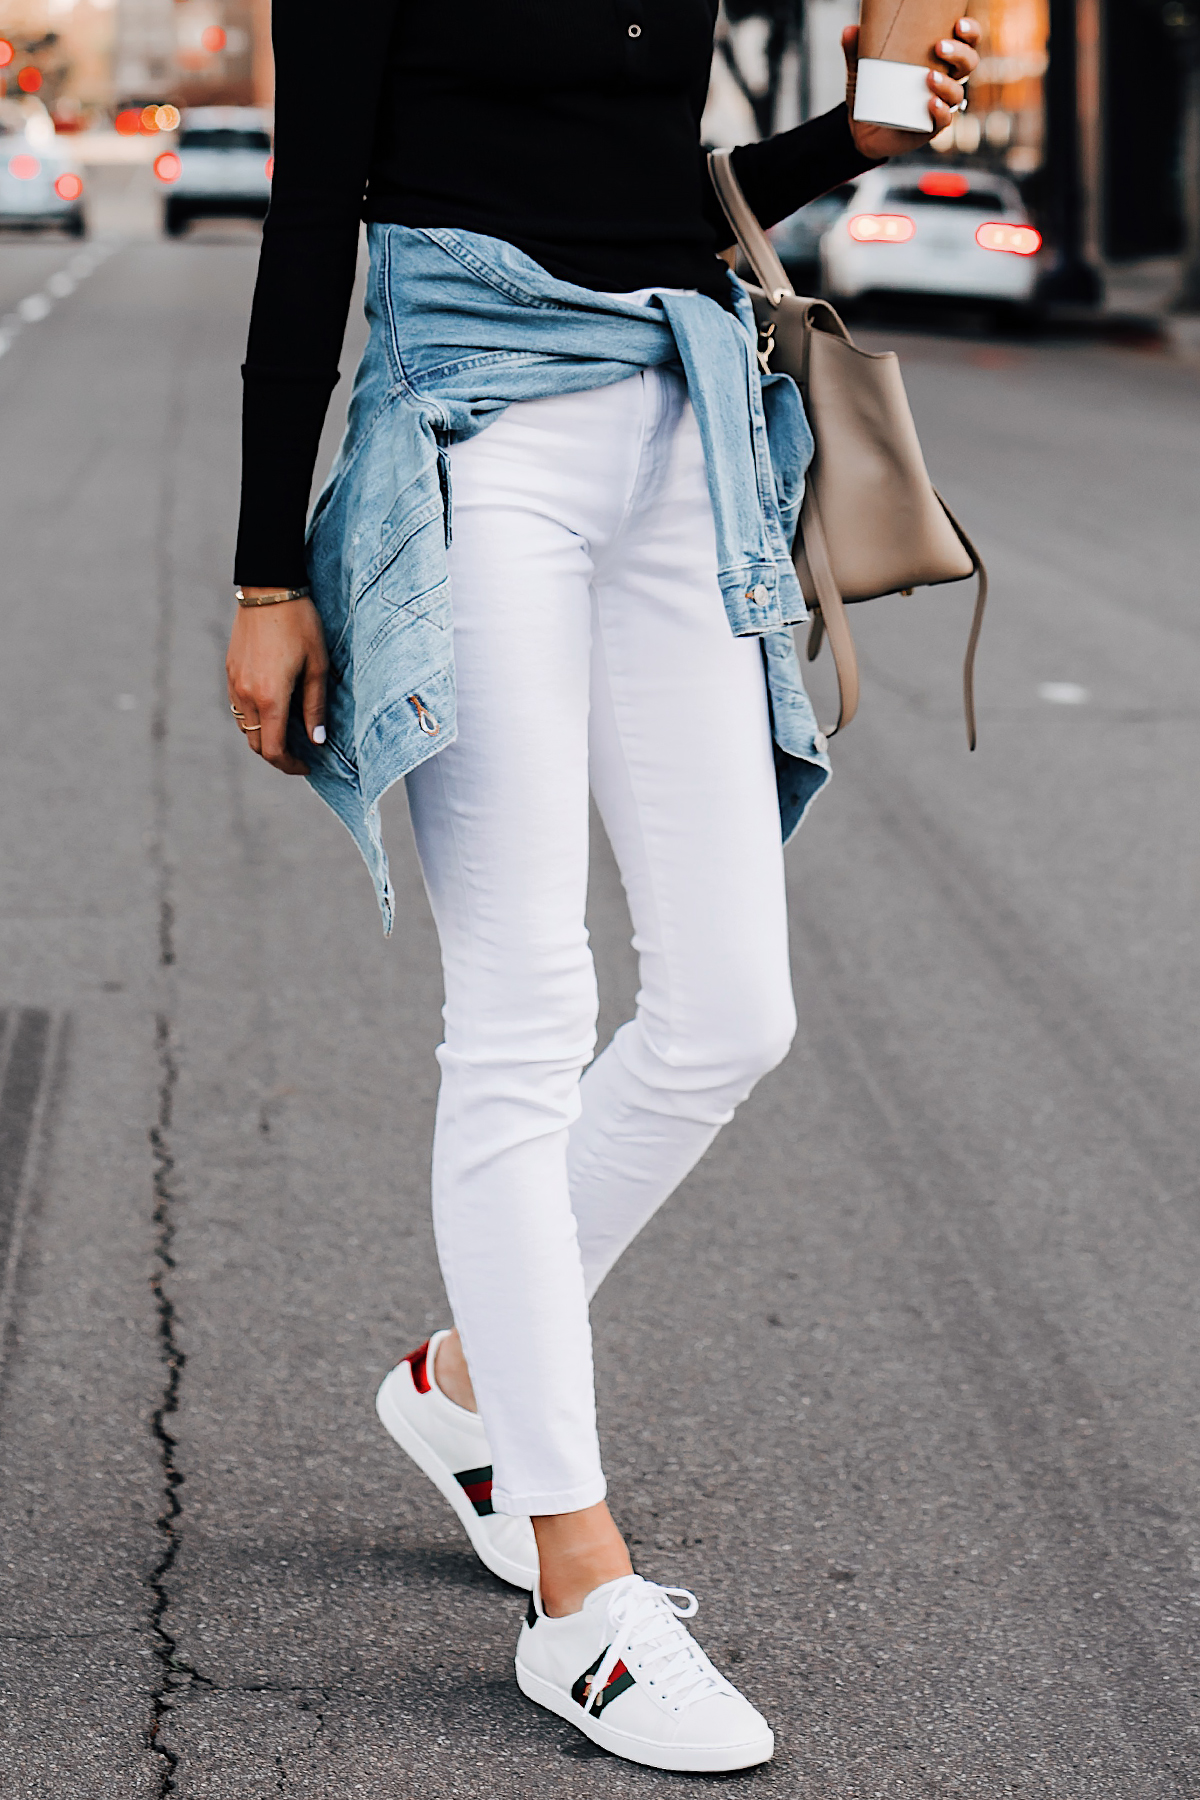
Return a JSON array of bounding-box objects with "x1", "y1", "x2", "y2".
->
[{"x1": 302, "y1": 223, "x2": 832, "y2": 931}]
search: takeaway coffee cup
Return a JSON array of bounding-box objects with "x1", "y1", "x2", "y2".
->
[{"x1": 853, "y1": 0, "x2": 962, "y2": 133}]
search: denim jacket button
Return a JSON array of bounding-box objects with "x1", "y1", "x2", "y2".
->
[
  {"x1": 813, "y1": 730, "x2": 828, "y2": 753},
  {"x1": 627, "y1": 21, "x2": 642, "y2": 35},
  {"x1": 752, "y1": 582, "x2": 768, "y2": 606}
]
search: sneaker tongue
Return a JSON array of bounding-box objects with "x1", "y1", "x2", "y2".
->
[{"x1": 582, "y1": 1573, "x2": 643, "y2": 1616}]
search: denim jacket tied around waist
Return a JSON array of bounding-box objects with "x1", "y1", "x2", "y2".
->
[{"x1": 301, "y1": 223, "x2": 832, "y2": 932}]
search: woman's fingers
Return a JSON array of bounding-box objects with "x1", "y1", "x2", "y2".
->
[
  {"x1": 227, "y1": 689, "x2": 266, "y2": 757},
  {"x1": 928, "y1": 68, "x2": 966, "y2": 115},
  {"x1": 934, "y1": 18, "x2": 981, "y2": 120},
  {"x1": 929, "y1": 13, "x2": 981, "y2": 122},
  {"x1": 256, "y1": 699, "x2": 309, "y2": 774},
  {"x1": 227, "y1": 690, "x2": 261, "y2": 751},
  {"x1": 938, "y1": 38, "x2": 979, "y2": 79},
  {"x1": 227, "y1": 681, "x2": 306, "y2": 772},
  {"x1": 301, "y1": 650, "x2": 328, "y2": 747}
]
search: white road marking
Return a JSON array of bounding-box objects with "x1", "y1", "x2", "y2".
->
[
  {"x1": 1038, "y1": 682, "x2": 1089, "y2": 705},
  {"x1": 0, "y1": 238, "x2": 118, "y2": 361}
]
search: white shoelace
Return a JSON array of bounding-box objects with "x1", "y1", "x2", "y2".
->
[{"x1": 587, "y1": 1578, "x2": 731, "y2": 1715}]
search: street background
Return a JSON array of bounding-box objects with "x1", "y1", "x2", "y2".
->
[{"x1": 1, "y1": 25, "x2": 1200, "y2": 1798}]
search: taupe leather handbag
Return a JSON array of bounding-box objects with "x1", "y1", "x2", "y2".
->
[{"x1": 709, "y1": 149, "x2": 987, "y2": 747}]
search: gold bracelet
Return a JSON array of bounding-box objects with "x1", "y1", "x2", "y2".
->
[{"x1": 234, "y1": 585, "x2": 312, "y2": 607}]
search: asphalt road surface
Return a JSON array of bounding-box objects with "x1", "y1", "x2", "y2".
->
[{"x1": 1, "y1": 191, "x2": 1198, "y2": 1799}]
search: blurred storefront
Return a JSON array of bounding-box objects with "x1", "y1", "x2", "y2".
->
[
  {"x1": 0, "y1": 0, "x2": 272, "y2": 118},
  {"x1": 933, "y1": 0, "x2": 1049, "y2": 174},
  {"x1": 0, "y1": 0, "x2": 117, "y2": 123},
  {"x1": 947, "y1": 0, "x2": 1191, "y2": 275},
  {"x1": 1100, "y1": 0, "x2": 1192, "y2": 264}
]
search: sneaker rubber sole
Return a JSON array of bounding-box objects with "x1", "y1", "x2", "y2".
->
[{"x1": 513, "y1": 1657, "x2": 774, "y2": 1772}]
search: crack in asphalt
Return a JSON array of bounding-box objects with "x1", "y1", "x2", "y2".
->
[
  {"x1": 138, "y1": 540, "x2": 323, "y2": 1779},
  {"x1": 146, "y1": 1015, "x2": 183, "y2": 1791},
  {"x1": 143, "y1": 346, "x2": 209, "y2": 1797},
  {"x1": 146, "y1": 1011, "x2": 212, "y2": 1794}
]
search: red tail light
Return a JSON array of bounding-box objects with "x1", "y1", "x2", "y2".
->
[
  {"x1": 8, "y1": 153, "x2": 40, "y2": 180},
  {"x1": 919, "y1": 170, "x2": 970, "y2": 197},
  {"x1": 54, "y1": 172, "x2": 83, "y2": 201},
  {"x1": 848, "y1": 213, "x2": 915, "y2": 244},
  {"x1": 154, "y1": 151, "x2": 181, "y2": 183},
  {"x1": 115, "y1": 109, "x2": 142, "y2": 136},
  {"x1": 975, "y1": 222, "x2": 1041, "y2": 256},
  {"x1": 264, "y1": 155, "x2": 274, "y2": 180}
]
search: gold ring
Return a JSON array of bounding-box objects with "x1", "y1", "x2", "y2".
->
[
  {"x1": 241, "y1": 722, "x2": 263, "y2": 733},
  {"x1": 230, "y1": 703, "x2": 244, "y2": 717}
]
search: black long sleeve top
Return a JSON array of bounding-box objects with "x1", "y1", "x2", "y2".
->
[{"x1": 236, "y1": 0, "x2": 877, "y2": 585}]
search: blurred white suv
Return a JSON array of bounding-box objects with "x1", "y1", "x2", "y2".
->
[
  {"x1": 822, "y1": 164, "x2": 1041, "y2": 310},
  {"x1": 155, "y1": 106, "x2": 272, "y2": 236},
  {"x1": 0, "y1": 99, "x2": 86, "y2": 236}
]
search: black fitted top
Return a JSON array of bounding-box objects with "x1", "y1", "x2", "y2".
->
[{"x1": 236, "y1": 0, "x2": 876, "y2": 584}]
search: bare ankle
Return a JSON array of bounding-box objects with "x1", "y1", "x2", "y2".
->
[
  {"x1": 533, "y1": 1502, "x2": 632, "y2": 1617},
  {"x1": 434, "y1": 1329, "x2": 477, "y2": 1413}
]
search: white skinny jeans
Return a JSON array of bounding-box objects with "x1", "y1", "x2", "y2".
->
[{"x1": 405, "y1": 365, "x2": 796, "y2": 1516}]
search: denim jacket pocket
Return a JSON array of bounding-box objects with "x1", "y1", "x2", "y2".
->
[{"x1": 363, "y1": 486, "x2": 447, "y2": 604}]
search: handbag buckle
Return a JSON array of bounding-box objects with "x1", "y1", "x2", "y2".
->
[{"x1": 756, "y1": 319, "x2": 776, "y2": 374}]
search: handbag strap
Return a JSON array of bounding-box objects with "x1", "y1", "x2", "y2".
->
[
  {"x1": 800, "y1": 487, "x2": 860, "y2": 737},
  {"x1": 709, "y1": 149, "x2": 854, "y2": 346},
  {"x1": 708, "y1": 149, "x2": 795, "y2": 305},
  {"x1": 934, "y1": 493, "x2": 988, "y2": 752},
  {"x1": 709, "y1": 145, "x2": 859, "y2": 742},
  {"x1": 808, "y1": 486, "x2": 988, "y2": 750}
]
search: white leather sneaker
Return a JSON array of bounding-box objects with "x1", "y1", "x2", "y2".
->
[
  {"x1": 515, "y1": 1573, "x2": 774, "y2": 1771},
  {"x1": 375, "y1": 1329, "x2": 538, "y2": 1590}
]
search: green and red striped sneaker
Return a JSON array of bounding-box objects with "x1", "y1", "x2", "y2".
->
[
  {"x1": 375, "y1": 1329, "x2": 538, "y2": 1590},
  {"x1": 516, "y1": 1574, "x2": 774, "y2": 1771}
]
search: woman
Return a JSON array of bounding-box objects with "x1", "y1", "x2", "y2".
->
[{"x1": 227, "y1": 3, "x2": 978, "y2": 1771}]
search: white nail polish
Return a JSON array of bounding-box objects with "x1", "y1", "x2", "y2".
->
[{"x1": 312, "y1": 725, "x2": 326, "y2": 744}]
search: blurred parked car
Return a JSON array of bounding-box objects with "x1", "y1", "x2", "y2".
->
[
  {"x1": 155, "y1": 107, "x2": 272, "y2": 236},
  {"x1": 821, "y1": 164, "x2": 1041, "y2": 312},
  {"x1": 0, "y1": 99, "x2": 85, "y2": 236}
]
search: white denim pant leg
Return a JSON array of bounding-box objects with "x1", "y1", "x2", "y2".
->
[
  {"x1": 405, "y1": 368, "x2": 795, "y2": 1517},
  {"x1": 571, "y1": 371, "x2": 796, "y2": 1301}
]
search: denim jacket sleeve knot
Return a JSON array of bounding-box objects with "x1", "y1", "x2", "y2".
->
[{"x1": 299, "y1": 224, "x2": 831, "y2": 933}]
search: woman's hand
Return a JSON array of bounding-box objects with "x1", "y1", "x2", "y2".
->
[
  {"x1": 226, "y1": 594, "x2": 329, "y2": 775},
  {"x1": 844, "y1": 17, "x2": 981, "y2": 162}
]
